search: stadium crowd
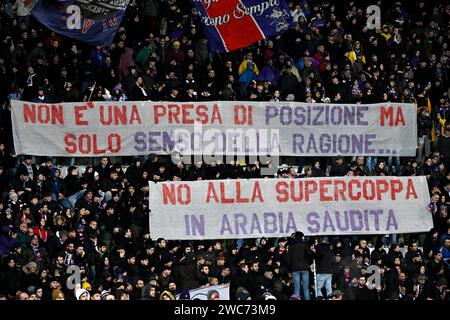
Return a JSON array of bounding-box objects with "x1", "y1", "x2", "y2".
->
[{"x1": 0, "y1": 0, "x2": 449, "y2": 300}]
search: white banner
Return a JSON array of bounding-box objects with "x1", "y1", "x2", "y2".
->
[
  {"x1": 176, "y1": 284, "x2": 230, "y2": 300},
  {"x1": 11, "y1": 100, "x2": 416, "y2": 157},
  {"x1": 149, "y1": 176, "x2": 433, "y2": 240}
]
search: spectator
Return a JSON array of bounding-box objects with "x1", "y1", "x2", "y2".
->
[
  {"x1": 312, "y1": 237, "x2": 334, "y2": 298},
  {"x1": 286, "y1": 231, "x2": 311, "y2": 300},
  {"x1": 439, "y1": 238, "x2": 450, "y2": 264},
  {"x1": 428, "y1": 251, "x2": 449, "y2": 284},
  {"x1": 352, "y1": 276, "x2": 378, "y2": 300}
]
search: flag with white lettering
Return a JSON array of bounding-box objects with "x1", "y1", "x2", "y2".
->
[
  {"x1": 193, "y1": 0, "x2": 293, "y2": 52},
  {"x1": 30, "y1": 0, "x2": 130, "y2": 46}
]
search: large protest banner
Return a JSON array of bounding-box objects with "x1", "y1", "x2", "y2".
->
[
  {"x1": 29, "y1": 0, "x2": 130, "y2": 46},
  {"x1": 11, "y1": 100, "x2": 416, "y2": 157},
  {"x1": 192, "y1": 0, "x2": 293, "y2": 52},
  {"x1": 149, "y1": 177, "x2": 432, "y2": 240}
]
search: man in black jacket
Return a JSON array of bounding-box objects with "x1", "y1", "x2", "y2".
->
[
  {"x1": 404, "y1": 240, "x2": 425, "y2": 277},
  {"x1": 16, "y1": 155, "x2": 38, "y2": 182},
  {"x1": 247, "y1": 261, "x2": 266, "y2": 299},
  {"x1": 329, "y1": 156, "x2": 350, "y2": 177},
  {"x1": 286, "y1": 231, "x2": 311, "y2": 300},
  {"x1": 14, "y1": 172, "x2": 35, "y2": 204},
  {"x1": 353, "y1": 276, "x2": 378, "y2": 300},
  {"x1": 93, "y1": 157, "x2": 112, "y2": 184},
  {"x1": 231, "y1": 263, "x2": 251, "y2": 298},
  {"x1": 63, "y1": 166, "x2": 87, "y2": 210},
  {"x1": 312, "y1": 237, "x2": 334, "y2": 298}
]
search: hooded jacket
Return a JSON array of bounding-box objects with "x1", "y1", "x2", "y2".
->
[
  {"x1": 314, "y1": 242, "x2": 334, "y2": 274},
  {"x1": 125, "y1": 158, "x2": 143, "y2": 187},
  {"x1": 19, "y1": 261, "x2": 40, "y2": 291},
  {"x1": 110, "y1": 84, "x2": 128, "y2": 101},
  {"x1": 238, "y1": 62, "x2": 257, "y2": 88},
  {"x1": 174, "y1": 259, "x2": 200, "y2": 290},
  {"x1": 159, "y1": 290, "x2": 175, "y2": 300},
  {"x1": 348, "y1": 41, "x2": 366, "y2": 65},
  {"x1": 238, "y1": 59, "x2": 259, "y2": 76},
  {"x1": 286, "y1": 238, "x2": 310, "y2": 272},
  {"x1": 139, "y1": 284, "x2": 156, "y2": 300}
]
